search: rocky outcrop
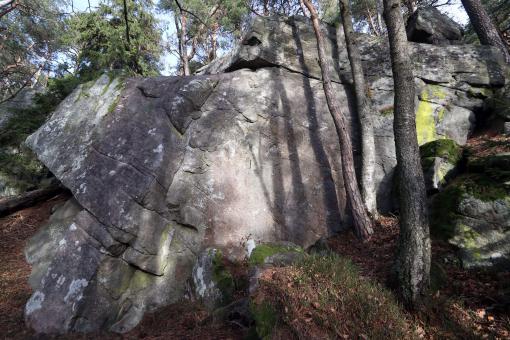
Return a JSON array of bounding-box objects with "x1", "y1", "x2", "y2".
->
[
  {"x1": 406, "y1": 7, "x2": 463, "y2": 45},
  {"x1": 24, "y1": 15, "x2": 509, "y2": 334}
]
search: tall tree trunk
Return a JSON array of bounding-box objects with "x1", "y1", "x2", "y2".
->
[
  {"x1": 122, "y1": 0, "x2": 131, "y2": 46},
  {"x1": 302, "y1": 0, "x2": 374, "y2": 240},
  {"x1": 178, "y1": 12, "x2": 190, "y2": 76},
  {"x1": 461, "y1": 0, "x2": 510, "y2": 63},
  {"x1": 339, "y1": 0, "x2": 378, "y2": 216},
  {"x1": 383, "y1": 0, "x2": 431, "y2": 308}
]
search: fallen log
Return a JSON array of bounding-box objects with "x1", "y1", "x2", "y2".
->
[{"x1": 0, "y1": 185, "x2": 67, "y2": 217}]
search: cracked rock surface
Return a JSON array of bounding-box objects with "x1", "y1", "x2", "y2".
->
[{"x1": 25, "y1": 15, "x2": 509, "y2": 334}]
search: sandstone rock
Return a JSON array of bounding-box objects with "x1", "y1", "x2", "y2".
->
[
  {"x1": 190, "y1": 248, "x2": 235, "y2": 310},
  {"x1": 420, "y1": 139, "x2": 463, "y2": 192},
  {"x1": 25, "y1": 198, "x2": 82, "y2": 288},
  {"x1": 406, "y1": 7, "x2": 463, "y2": 45},
  {"x1": 24, "y1": 15, "x2": 510, "y2": 333}
]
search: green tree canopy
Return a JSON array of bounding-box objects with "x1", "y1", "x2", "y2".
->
[{"x1": 62, "y1": 0, "x2": 163, "y2": 77}]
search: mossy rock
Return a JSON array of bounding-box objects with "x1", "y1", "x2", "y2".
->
[
  {"x1": 192, "y1": 248, "x2": 235, "y2": 310},
  {"x1": 212, "y1": 249, "x2": 235, "y2": 304},
  {"x1": 420, "y1": 139, "x2": 463, "y2": 191},
  {"x1": 249, "y1": 243, "x2": 304, "y2": 266},
  {"x1": 430, "y1": 173, "x2": 509, "y2": 240},
  {"x1": 420, "y1": 139, "x2": 463, "y2": 164},
  {"x1": 467, "y1": 153, "x2": 510, "y2": 183}
]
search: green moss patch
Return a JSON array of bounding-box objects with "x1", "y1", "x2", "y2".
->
[
  {"x1": 430, "y1": 173, "x2": 509, "y2": 239},
  {"x1": 211, "y1": 250, "x2": 235, "y2": 304},
  {"x1": 420, "y1": 139, "x2": 463, "y2": 164},
  {"x1": 249, "y1": 243, "x2": 303, "y2": 266}
]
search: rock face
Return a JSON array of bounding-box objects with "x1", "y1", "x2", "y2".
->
[
  {"x1": 24, "y1": 15, "x2": 509, "y2": 333},
  {"x1": 406, "y1": 7, "x2": 463, "y2": 45}
]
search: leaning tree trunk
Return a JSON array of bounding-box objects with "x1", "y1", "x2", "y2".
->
[
  {"x1": 383, "y1": 0, "x2": 431, "y2": 308},
  {"x1": 461, "y1": 0, "x2": 510, "y2": 63},
  {"x1": 339, "y1": 0, "x2": 378, "y2": 217},
  {"x1": 303, "y1": 0, "x2": 374, "y2": 240},
  {"x1": 0, "y1": 185, "x2": 66, "y2": 217}
]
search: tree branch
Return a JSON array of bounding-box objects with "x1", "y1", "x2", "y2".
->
[{"x1": 174, "y1": 0, "x2": 208, "y2": 26}]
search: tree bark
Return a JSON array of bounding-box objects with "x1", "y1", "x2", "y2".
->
[
  {"x1": 122, "y1": 0, "x2": 131, "y2": 46},
  {"x1": 209, "y1": 23, "x2": 218, "y2": 62},
  {"x1": 0, "y1": 185, "x2": 66, "y2": 217},
  {"x1": 339, "y1": 0, "x2": 378, "y2": 216},
  {"x1": 174, "y1": 11, "x2": 190, "y2": 76},
  {"x1": 303, "y1": 0, "x2": 374, "y2": 240},
  {"x1": 461, "y1": 0, "x2": 510, "y2": 63},
  {"x1": 383, "y1": 0, "x2": 431, "y2": 308}
]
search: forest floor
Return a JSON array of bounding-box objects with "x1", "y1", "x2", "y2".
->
[{"x1": 0, "y1": 134, "x2": 509, "y2": 339}]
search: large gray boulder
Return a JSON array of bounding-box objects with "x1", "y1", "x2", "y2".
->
[
  {"x1": 406, "y1": 7, "x2": 464, "y2": 45},
  {"x1": 24, "y1": 15, "x2": 509, "y2": 334}
]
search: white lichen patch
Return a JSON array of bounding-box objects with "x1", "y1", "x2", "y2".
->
[
  {"x1": 69, "y1": 223, "x2": 77, "y2": 231},
  {"x1": 64, "y1": 279, "x2": 89, "y2": 303},
  {"x1": 26, "y1": 291, "x2": 45, "y2": 315},
  {"x1": 56, "y1": 275, "x2": 66, "y2": 289},
  {"x1": 59, "y1": 238, "x2": 67, "y2": 247},
  {"x1": 194, "y1": 265, "x2": 207, "y2": 297},
  {"x1": 246, "y1": 239, "x2": 256, "y2": 257},
  {"x1": 152, "y1": 144, "x2": 163, "y2": 153}
]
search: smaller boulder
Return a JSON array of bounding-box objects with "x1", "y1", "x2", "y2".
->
[
  {"x1": 190, "y1": 248, "x2": 235, "y2": 310},
  {"x1": 247, "y1": 242, "x2": 304, "y2": 294},
  {"x1": 420, "y1": 139, "x2": 463, "y2": 192},
  {"x1": 406, "y1": 7, "x2": 463, "y2": 45},
  {"x1": 431, "y1": 169, "x2": 510, "y2": 269}
]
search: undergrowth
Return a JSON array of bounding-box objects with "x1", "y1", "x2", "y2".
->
[{"x1": 251, "y1": 253, "x2": 414, "y2": 339}]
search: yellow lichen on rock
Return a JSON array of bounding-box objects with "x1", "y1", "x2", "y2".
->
[{"x1": 416, "y1": 92, "x2": 437, "y2": 145}]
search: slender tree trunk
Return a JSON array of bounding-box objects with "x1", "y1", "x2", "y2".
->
[
  {"x1": 339, "y1": 0, "x2": 378, "y2": 216},
  {"x1": 209, "y1": 23, "x2": 218, "y2": 62},
  {"x1": 303, "y1": 0, "x2": 374, "y2": 240},
  {"x1": 383, "y1": 0, "x2": 431, "y2": 308},
  {"x1": 0, "y1": 185, "x2": 66, "y2": 217},
  {"x1": 122, "y1": 0, "x2": 131, "y2": 46},
  {"x1": 376, "y1": 0, "x2": 385, "y2": 35},
  {"x1": 177, "y1": 12, "x2": 190, "y2": 76},
  {"x1": 461, "y1": 0, "x2": 510, "y2": 63},
  {"x1": 366, "y1": 7, "x2": 380, "y2": 36}
]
